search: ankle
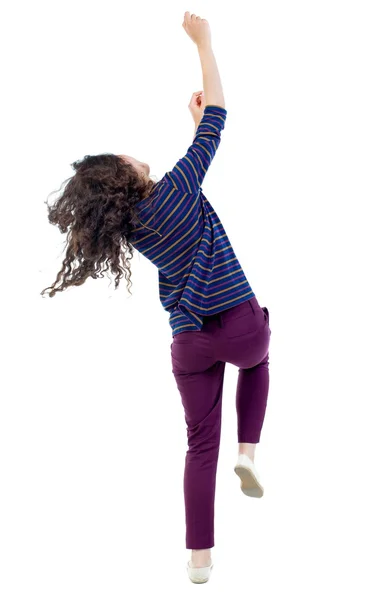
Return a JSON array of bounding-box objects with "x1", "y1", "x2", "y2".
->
[
  {"x1": 191, "y1": 548, "x2": 211, "y2": 566},
  {"x1": 238, "y1": 442, "x2": 256, "y2": 462}
]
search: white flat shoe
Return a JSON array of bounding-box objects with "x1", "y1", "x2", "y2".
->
[
  {"x1": 234, "y1": 453, "x2": 264, "y2": 497},
  {"x1": 187, "y1": 560, "x2": 214, "y2": 583}
]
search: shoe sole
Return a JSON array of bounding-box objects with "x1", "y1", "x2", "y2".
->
[
  {"x1": 188, "y1": 575, "x2": 211, "y2": 584},
  {"x1": 234, "y1": 465, "x2": 264, "y2": 497}
]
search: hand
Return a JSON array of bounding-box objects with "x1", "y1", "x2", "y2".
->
[
  {"x1": 188, "y1": 90, "x2": 206, "y2": 124},
  {"x1": 182, "y1": 11, "x2": 211, "y2": 47}
]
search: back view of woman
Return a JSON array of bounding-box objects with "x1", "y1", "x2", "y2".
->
[{"x1": 41, "y1": 11, "x2": 271, "y2": 585}]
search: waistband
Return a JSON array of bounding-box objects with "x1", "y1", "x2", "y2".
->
[{"x1": 203, "y1": 298, "x2": 255, "y2": 328}]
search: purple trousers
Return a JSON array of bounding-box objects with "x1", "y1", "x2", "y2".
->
[{"x1": 170, "y1": 296, "x2": 271, "y2": 550}]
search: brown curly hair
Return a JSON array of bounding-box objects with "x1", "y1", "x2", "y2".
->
[{"x1": 40, "y1": 153, "x2": 157, "y2": 298}]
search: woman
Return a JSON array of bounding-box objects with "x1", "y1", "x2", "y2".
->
[{"x1": 40, "y1": 12, "x2": 271, "y2": 584}]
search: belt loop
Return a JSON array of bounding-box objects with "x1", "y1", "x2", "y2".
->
[{"x1": 218, "y1": 313, "x2": 223, "y2": 328}]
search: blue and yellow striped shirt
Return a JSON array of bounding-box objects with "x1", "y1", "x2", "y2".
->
[{"x1": 130, "y1": 105, "x2": 255, "y2": 337}]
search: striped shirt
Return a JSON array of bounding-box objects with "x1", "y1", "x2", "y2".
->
[{"x1": 129, "y1": 105, "x2": 255, "y2": 337}]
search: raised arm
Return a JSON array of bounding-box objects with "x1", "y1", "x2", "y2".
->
[
  {"x1": 193, "y1": 41, "x2": 225, "y2": 140},
  {"x1": 163, "y1": 13, "x2": 226, "y2": 194}
]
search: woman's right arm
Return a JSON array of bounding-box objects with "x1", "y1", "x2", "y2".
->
[
  {"x1": 161, "y1": 14, "x2": 227, "y2": 194},
  {"x1": 183, "y1": 12, "x2": 225, "y2": 110}
]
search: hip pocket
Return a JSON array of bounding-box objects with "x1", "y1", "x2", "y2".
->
[{"x1": 224, "y1": 310, "x2": 259, "y2": 339}]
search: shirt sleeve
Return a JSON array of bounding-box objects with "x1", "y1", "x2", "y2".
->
[{"x1": 162, "y1": 105, "x2": 227, "y2": 194}]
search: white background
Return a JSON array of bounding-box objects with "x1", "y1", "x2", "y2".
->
[{"x1": 1, "y1": 0, "x2": 371, "y2": 597}]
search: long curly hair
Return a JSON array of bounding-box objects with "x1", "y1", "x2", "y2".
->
[{"x1": 40, "y1": 153, "x2": 158, "y2": 298}]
